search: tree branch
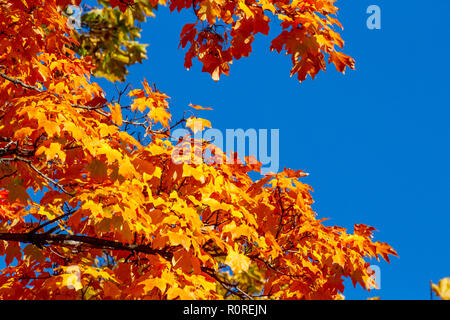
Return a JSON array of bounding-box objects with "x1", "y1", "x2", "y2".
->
[
  {"x1": 0, "y1": 68, "x2": 110, "y2": 115},
  {"x1": 201, "y1": 267, "x2": 254, "y2": 300},
  {"x1": 0, "y1": 71, "x2": 43, "y2": 92},
  {"x1": 0, "y1": 232, "x2": 173, "y2": 260},
  {"x1": 15, "y1": 156, "x2": 74, "y2": 196},
  {"x1": 28, "y1": 211, "x2": 73, "y2": 235}
]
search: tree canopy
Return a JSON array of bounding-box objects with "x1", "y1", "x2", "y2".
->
[{"x1": 0, "y1": 0, "x2": 396, "y2": 300}]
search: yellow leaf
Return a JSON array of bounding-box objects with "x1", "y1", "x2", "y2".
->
[
  {"x1": 225, "y1": 249, "x2": 251, "y2": 273},
  {"x1": 167, "y1": 286, "x2": 193, "y2": 299},
  {"x1": 140, "y1": 278, "x2": 167, "y2": 294},
  {"x1": 82, "y1": 265, "x2": 117, "y2": 282},
  {"x1": 167, "y1": 231, "x2": 191, "y2": 250},
  {"x1": 118, "y1": 158, "x2": 136, "y2": 178},
  {"x1": 333, "y1": 251, "x2": 346, "y2": 268},
  {"x1": 432, "y1": 278, "x2": 450, "y2": 300},
  {"x1": 36, "y1": 143, "x2": 66, "y2": 162},
  {"x1": 182, "y1": 164, "x2": 205, "y2": 183},
  {"x1": 111, "y1": 53, "x2": 130, "y2": 64},
  {"x1": 118, "y1": 131, "x2": 142, "y2": 149},
  {"x1": 52, "y1": 81, "x2": 66, "y2": 95},
  {"x1": 153, "y1": 166, "x2": 162, "y2": 179},
  {"x1": 185, "y1": 117, "x2": 211, "y2": 133},
  {"x1": 257, "y1": 0, "x2": 276, "y2": 14},
  {"x1": 238, "y1": 0, "x2": 254, "y2": 18},
  {"x1": 83, "y1": 200, "x2": 103, "y2": 218},
  {"x1": 110, "y1": 103, "x2": 123, "y2": 126},
  {"x1": 64, "y1": 121, "x2": 84, "y2": 140},
  {"x1": 149, "y1": 107, "x2": 171, "y2": 128}
]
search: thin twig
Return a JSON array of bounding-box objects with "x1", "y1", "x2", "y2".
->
[
  {"x1": 0, "y1": 72, "x2": 43, "y2": 92},
  {"x1": 14, "y1": 156, "x2": 74, "y2": 196},
  {"x1": 28, "y1": 211, "x2": 73, "y2": 234}
]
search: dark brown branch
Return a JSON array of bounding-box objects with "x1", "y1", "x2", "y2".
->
[
  {"x1": 0, "y1": 232, "x2": 173, "y2": 260},
  {"x1": 71, "y1": 104, "x2": 108, "y2": 112},
  {"x1": 114, "y1": 83, "x2": 130, "y2": 104},
  {"x1": 28, "y1": 211, "x2": 73, "y2": 234},
  {"x1": 18, "y1": 275, "x2": 52, "y2": 281},
  {"x1": 0, "y1": 71, "x2": 43, "y2": 92},
  {"x1": 275, "y1": 186, "x2": 286, "y2": 239},
  {"x1": 0, "y1": 139, "x2": 35, "y2": 158},
  {"x1": 0, "y1": 229, "x2": 256, "y2": 299},
  {"x1": 0, "y1": 169, "x2": 17, "y2": 180}
]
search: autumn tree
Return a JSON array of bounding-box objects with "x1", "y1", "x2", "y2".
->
[{"x1": 0, "y1": 0, "x2": 396, "y2": 300}]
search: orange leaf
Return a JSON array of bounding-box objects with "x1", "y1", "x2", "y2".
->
[
  {"x1": 185, "y1": 117, "x2": 211, "y2": 133},
  {"x1": 110, "y1": 103, "x2": 123, "y2": 126},
  {"x1": 188, "y1": 103, "x2": 213, "y2": 110}
]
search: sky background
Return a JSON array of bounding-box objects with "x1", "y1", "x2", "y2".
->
[{"x1": 101, "y1": 0, "x2": 448, "y2": 300}]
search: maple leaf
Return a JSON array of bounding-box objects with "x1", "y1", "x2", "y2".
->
[
  {"x1": 110, "y1": 103, "x2": 123, "y2": 126},
  {"x1": 225, "y1": 250, "x2": 251, "y2": 273},
  {"x1": 329, "y1": 51, "x2": 356, "y2": 73},
  {"x1": 185, "y1": 117, "x2": 212, "y2": 133},
  {"x1": 432, "y1": 278, "x2": 450, "y2": 300},
  {"x1": 188, "y1": 103, "x2": 213, "y2": 110},
  {"x1": 149, "y1": 107, "x2": 171, "y2": 128},
  {"x1": 6, "y1": 179, "x2": 30, "y2": 205},
  {"x1": 109, "y1": 0, "x2": 134, "y2": 13}
]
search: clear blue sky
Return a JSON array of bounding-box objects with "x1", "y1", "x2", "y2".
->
[{"x1": 107, "y1": 0, "x2": 447, "y2": 300}]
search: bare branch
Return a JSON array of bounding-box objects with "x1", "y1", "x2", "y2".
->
[{"x1": 0, "y1": 71, "x2": 43, "y2": 92}]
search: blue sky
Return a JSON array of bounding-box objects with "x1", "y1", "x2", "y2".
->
[{"x1": 106, "y1": 0, "x2": 448, "y2": 300}]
